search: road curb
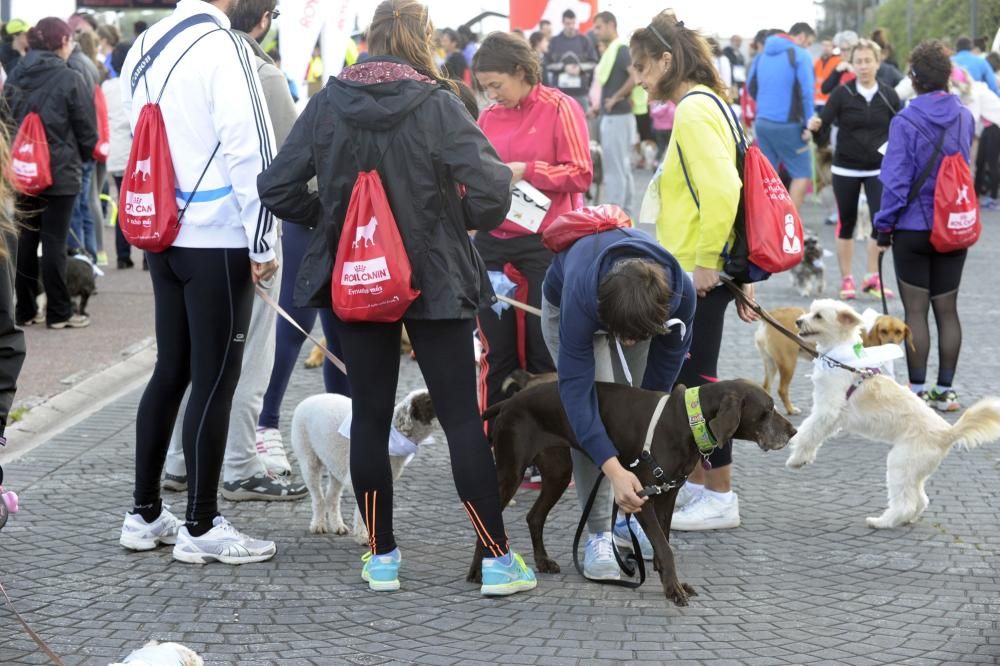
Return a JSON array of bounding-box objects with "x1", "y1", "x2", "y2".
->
[{"x1": 0, "y1": 339, "x2": 157, "y2": 465}]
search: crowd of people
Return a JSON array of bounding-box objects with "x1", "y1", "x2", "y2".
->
[{"x1": 0, "y1": 0, "x2": 996, "y2": 598}]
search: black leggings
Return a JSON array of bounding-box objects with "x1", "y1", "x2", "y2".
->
[
  {"x1": 15, "y1": 194, "x2": 75, "y2": 325},
  {"x1": 336, "y1": 316, "x2": 509, "y2": 557},
  {"x1": 975, "y1": 125, "x2": 1000, "y2": 199},
  {"x1": 475, "y1": 234, "x2": 555, "y2": 411},
  {"x1": 892, "y1": 230, "x2": 967, "y2": 388},
  {"x1": 134, "y1": 247, "x2": 253, "y2": 527},
  {"x1": 676, "y1": 285, "x2": 735, "y2": 468},
  {"x1": 833, "y1": 173, "x2": 881, "y2": 240}
]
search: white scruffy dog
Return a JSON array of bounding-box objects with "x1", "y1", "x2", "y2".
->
[
  {"x1": 291, "y1": 390, "x2": 437, "y2": 542},
  {"x1": 111, "y1": 641, "x2": 203, "y2": 666},
  {"x1": 785, "y1": 299, "x2": 1000, "y2": 528}
]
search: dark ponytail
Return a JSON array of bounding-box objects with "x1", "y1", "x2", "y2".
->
[
  {"x1": 26, "y1": 17, "x2": 71, "y2": 52},
  {"x1": 630, "y1": 11, "x2": 727, "y2": 101}
]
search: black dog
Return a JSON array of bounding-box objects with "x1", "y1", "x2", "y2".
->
[
  {"x1": 65, "y1": 252, "x2": 97, "y2": 316},
  {"x1": 470, "y1": 380, "x2": 796, "y2": 606}
]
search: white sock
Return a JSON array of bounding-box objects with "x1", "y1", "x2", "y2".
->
[
  {"x1": 684, "y1": 482, "x2": 704, "y2": 495},
  {"x1": 704, "y1": 489, "x2": 734, "y2": 503},
  {"x1": 910, "y1": 383, "x2": 926, "y2": 393}
]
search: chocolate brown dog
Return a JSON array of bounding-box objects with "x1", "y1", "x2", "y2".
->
[{"x1": 470, "y1": 379, "x2": 796, "y2": 606}]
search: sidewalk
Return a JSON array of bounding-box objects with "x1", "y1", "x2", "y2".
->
[{"x1": 1, "y1": 200, "x2": 998, "y2": 665}]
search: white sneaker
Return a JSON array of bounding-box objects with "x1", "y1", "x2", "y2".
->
[
  {"x1": 674, "y1": 483, "x2": 703, "y2": 511},
  {"x1": 255, "y1": 428, "x2": 292, "y2": 477},
  {"x1": 119, "y1": 506, "x2": 183, "y2": 551},
  {"x1": 671, "y1": 493, "x2": 740, "y2": 531},
  {"x1": 583, "y1": 532, "x2": 620, "y2": 581},
  {"x1": 172, "y1": 516, "x2": 276, "y2": 565}
]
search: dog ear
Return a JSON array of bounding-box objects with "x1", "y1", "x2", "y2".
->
[
  {"x1": 707, "y1": 392, "x2": 743, "y2": 444},
  {"x1": 904, "y1": 324, "x2": 915, "y2": 351},
  {"x1": 836, "y1": 308, "x2": 863, "y2": 329},
  {"x1": 410, "y1": 392, "x2": 436, "y2": 424}
]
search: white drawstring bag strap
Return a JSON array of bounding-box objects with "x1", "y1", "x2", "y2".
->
[{"x1": 614, "y1": 318, "x2": 687, "y2": 388}]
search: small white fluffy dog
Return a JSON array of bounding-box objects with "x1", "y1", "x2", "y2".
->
[
  {"x1": 291, "y1": 390, "x2": 437, "y2": 542},
  {"x1": 785, "y1": 299, "x2": 1000, "y2": 528},
  {"x1": 111, "y1": 641, "x2": 203, "y2": 666}
]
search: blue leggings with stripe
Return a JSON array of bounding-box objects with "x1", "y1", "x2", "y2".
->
[{"x1": 258, "y1": 223, "x2": 350, "y2": 430}]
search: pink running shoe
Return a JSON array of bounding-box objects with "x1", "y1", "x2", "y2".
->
[
  {"x1": 839, "y1": 275, "x2": 857, "y2": 300},
  {"x1": 862, "y1": 273, "x2": 894, "y2": 299}
]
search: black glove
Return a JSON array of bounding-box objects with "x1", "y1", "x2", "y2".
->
[{"x1": 876, "y1": 231, "x2": 892, "y2": 248}]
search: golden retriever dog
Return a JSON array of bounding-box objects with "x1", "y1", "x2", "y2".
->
[
  {"x1": 756, "y1": 308, "x2": 911, "y2": 415},
  {"x1": 785, "y1": 299, "x2": 1000, "y2": 528}
]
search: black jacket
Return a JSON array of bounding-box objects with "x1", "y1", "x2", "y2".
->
[
  {"x1": 2, "y1": 50, "x2": 98, "y2": 196},
  {"x1": 258, "y1": 57, "x2": 512, "y2": 319},
  {"x1": 0, "y1": 43, "x2": 21, "y2": 78},
  {"x1": 821, "y1": 62, "x2": 904, "y2": 96},
  {"x1": 814, "y1": 80, "x2": 900, "y2": 171}
]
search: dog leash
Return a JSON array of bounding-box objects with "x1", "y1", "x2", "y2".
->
[
  {"x1": 571, "y1": 473, "x2": 646, "y2": 589},
  {"x1": 720, "y1": 277, "x2": 877, "y2": 377},
  {"x1": 254, "y1": 286, "x2": 348, "y2": 375},
  {"x1": 0, "y1": 577, "x2": 65, "y2": 665},
  {"x1": 495, "y1": 294, "x2": 543, "y2": 317},
  {"x1": 877, "y1": 252, "x2": 889, "y2": 316}
]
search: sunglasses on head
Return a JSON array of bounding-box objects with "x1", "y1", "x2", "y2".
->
[{"x1": 269, "y1": 9, "x2": 280, "y2": 19}]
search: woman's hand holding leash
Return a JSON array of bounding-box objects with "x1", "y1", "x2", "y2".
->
[
  {"x1": 735, "y1": 283, "x2": 760, "y2": 323},
  {"x1": 601, "y1": 458, "x2": 647, "y2": 513},
  {"x1": 692, "y1": 266, "x2": 721, "y2": 297},
  {"x1": 251, "y1": 259, "x2": 279, "y2": 284}
]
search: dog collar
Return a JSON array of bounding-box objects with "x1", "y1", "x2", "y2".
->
[{"x1": 685, "y1": 387, "x2": 717, "y2": 455}]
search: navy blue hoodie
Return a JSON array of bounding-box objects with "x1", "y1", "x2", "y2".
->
[{"x1": 543, "y1": 228, "x2": 696, "y2": 466}]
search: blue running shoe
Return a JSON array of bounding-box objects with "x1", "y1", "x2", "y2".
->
[
  {"x1": 613, "y1": 515, "x2": 654, "y2": 561},
  {"x1": 480, "y1": 551, "x2": 537, "y2": 596},
  {"x1": 361, "y1": 548, "x2": 401, "y2": 591}
]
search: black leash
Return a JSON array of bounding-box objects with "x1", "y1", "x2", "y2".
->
[
  {"x1": 877, "y1": 251, "x2": 889, "y2": 316},
  {"x1": 572, "y1": 472, "x2": 646, "y2": 589}
]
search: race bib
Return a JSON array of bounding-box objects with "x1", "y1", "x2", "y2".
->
[{"x1": 508, "y1": 180, "x2": 551, "y2": 233}]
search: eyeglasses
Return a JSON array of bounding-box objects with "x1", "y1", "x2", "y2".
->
[{"x1": 269, "y1": 9, "x2": 280, "y2": 19}]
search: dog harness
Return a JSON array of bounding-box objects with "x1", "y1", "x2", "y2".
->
[{"x1": 629, "y1": 387, "x2": 719, "y2": 497}]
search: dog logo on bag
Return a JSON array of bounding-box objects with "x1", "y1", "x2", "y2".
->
[
  {"x1": 782, "y1": 213, "x2": 801, "y2": 255},
  {"x1": 955, "y1": 184, "x2": 971, "y2": 206},
  {"x1": 17, "y1": 143, "x2": 32, "y2": 156},
  {"x1": 352, "y1": 216, "x2": 378, "y2": 248},
  {"x1": 132, "y1": 157, "x2": 152, "y2": 182}
]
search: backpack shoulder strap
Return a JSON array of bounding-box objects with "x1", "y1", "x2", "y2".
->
[
  {"x1": 130, "y1": 13, "x2": 220, "y2": 95},
  {"x1": 901, "y1": 114, "x2": 947, "y2": 206},
  {"x1": 680, "y1": 89, "x2": 747, "y2": 152},
  {"x1": 676, "y1": 142, "x2": 699, "y2": 210}
]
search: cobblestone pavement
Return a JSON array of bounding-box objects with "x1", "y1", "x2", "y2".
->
[{"x1": 1, "y1": 201, "x2": 999, "y2": 665}]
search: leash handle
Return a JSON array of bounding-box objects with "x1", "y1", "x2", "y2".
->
[
  {"x1": 877, "y1": 251, "x2": 889, "y2": 316},
  {"x1": 494, "y1": 294, "x2": 543, "y2": 317},
  {"x1": 254, "y1": 286, "x2": 347, "y2": 375},
  {"x1": 571, "y1": 472, "x2": 646, "y2": 589},
  {"x1": 0, "y1": 578, "x2": 65, "y2": 665}
]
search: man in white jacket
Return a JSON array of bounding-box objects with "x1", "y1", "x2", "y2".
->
[
  {"x1": 118, "y1": 0, "x2": 282, "y2": 565},
  {"x1": 160, "y1": 0, "x2": 308, "y2": 503}
]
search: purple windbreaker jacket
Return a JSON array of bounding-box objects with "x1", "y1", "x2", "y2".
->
[{"x1": 875, "y1": 91, "x2": 974, "y2": 235}]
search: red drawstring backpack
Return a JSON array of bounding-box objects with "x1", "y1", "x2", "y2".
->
[
  {"x1": 331, "y1": 90, "x2": 437, "y2": 322},
  {"x1": 677, "y1": 90, "x2": 803, "y2": 282},
  {"x1": 119, "y1": 14, "x2": 221, "y2": 252},
  {"x1": 10, "y1": 110, "x2": 52, "y2": 196},
  {"x1": 541, "y1": 205, "x2": 633, "y2": 253},
  {"x1": 904, "y1": 115, "x2": 980, "y2": 253},
  {"x1": 92, "y1": 85, "x2": 111, "y2": 163}
]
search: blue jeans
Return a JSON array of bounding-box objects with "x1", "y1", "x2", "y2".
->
[
  {"x1": 258, "y1": 222, "x2": 350, "y2": 429},
  {"x1": 69, "y1": 161, "x2": 98, "y2": 258}
]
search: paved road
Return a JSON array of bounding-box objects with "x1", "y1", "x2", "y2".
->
[
  {"x1": 15, "y1": 225, "x2": 155, "y2": 409},
  {"x1": 1, "y1": 198, "x2": 999, "y2": 665}
]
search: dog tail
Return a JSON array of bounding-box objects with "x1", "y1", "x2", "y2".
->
[{"x1": 946, "y1": 397, "x2": 1000, "y2": 450}]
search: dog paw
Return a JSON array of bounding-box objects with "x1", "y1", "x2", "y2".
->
[
  {"x1": 785, "y1": 451, "x2": 813, "y2": 469},
  {"x1": 351, "y1": 530, "x2": 369, "y2": 546},
  {"x1": 333, "y1": 524, "x2": 349, "y2": 536},
  {"x1": 664, "y1": 581, "x2": 690, "y2": 607},
  {"x1": 534, "y1": 557, "x2": 560, "y2": 574},
  {"x1": 865, "y1": 515, "x2": 896, "y2": 529},
  {"x1": 787, "y1": 405, "x2": 801, "y2": 416},
  {"x1": 682, "y1": 582, "x2": 697, "y2": 597},
  {"x1": 308, "y1": 520, "x2": 330, "y2": 534}
]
